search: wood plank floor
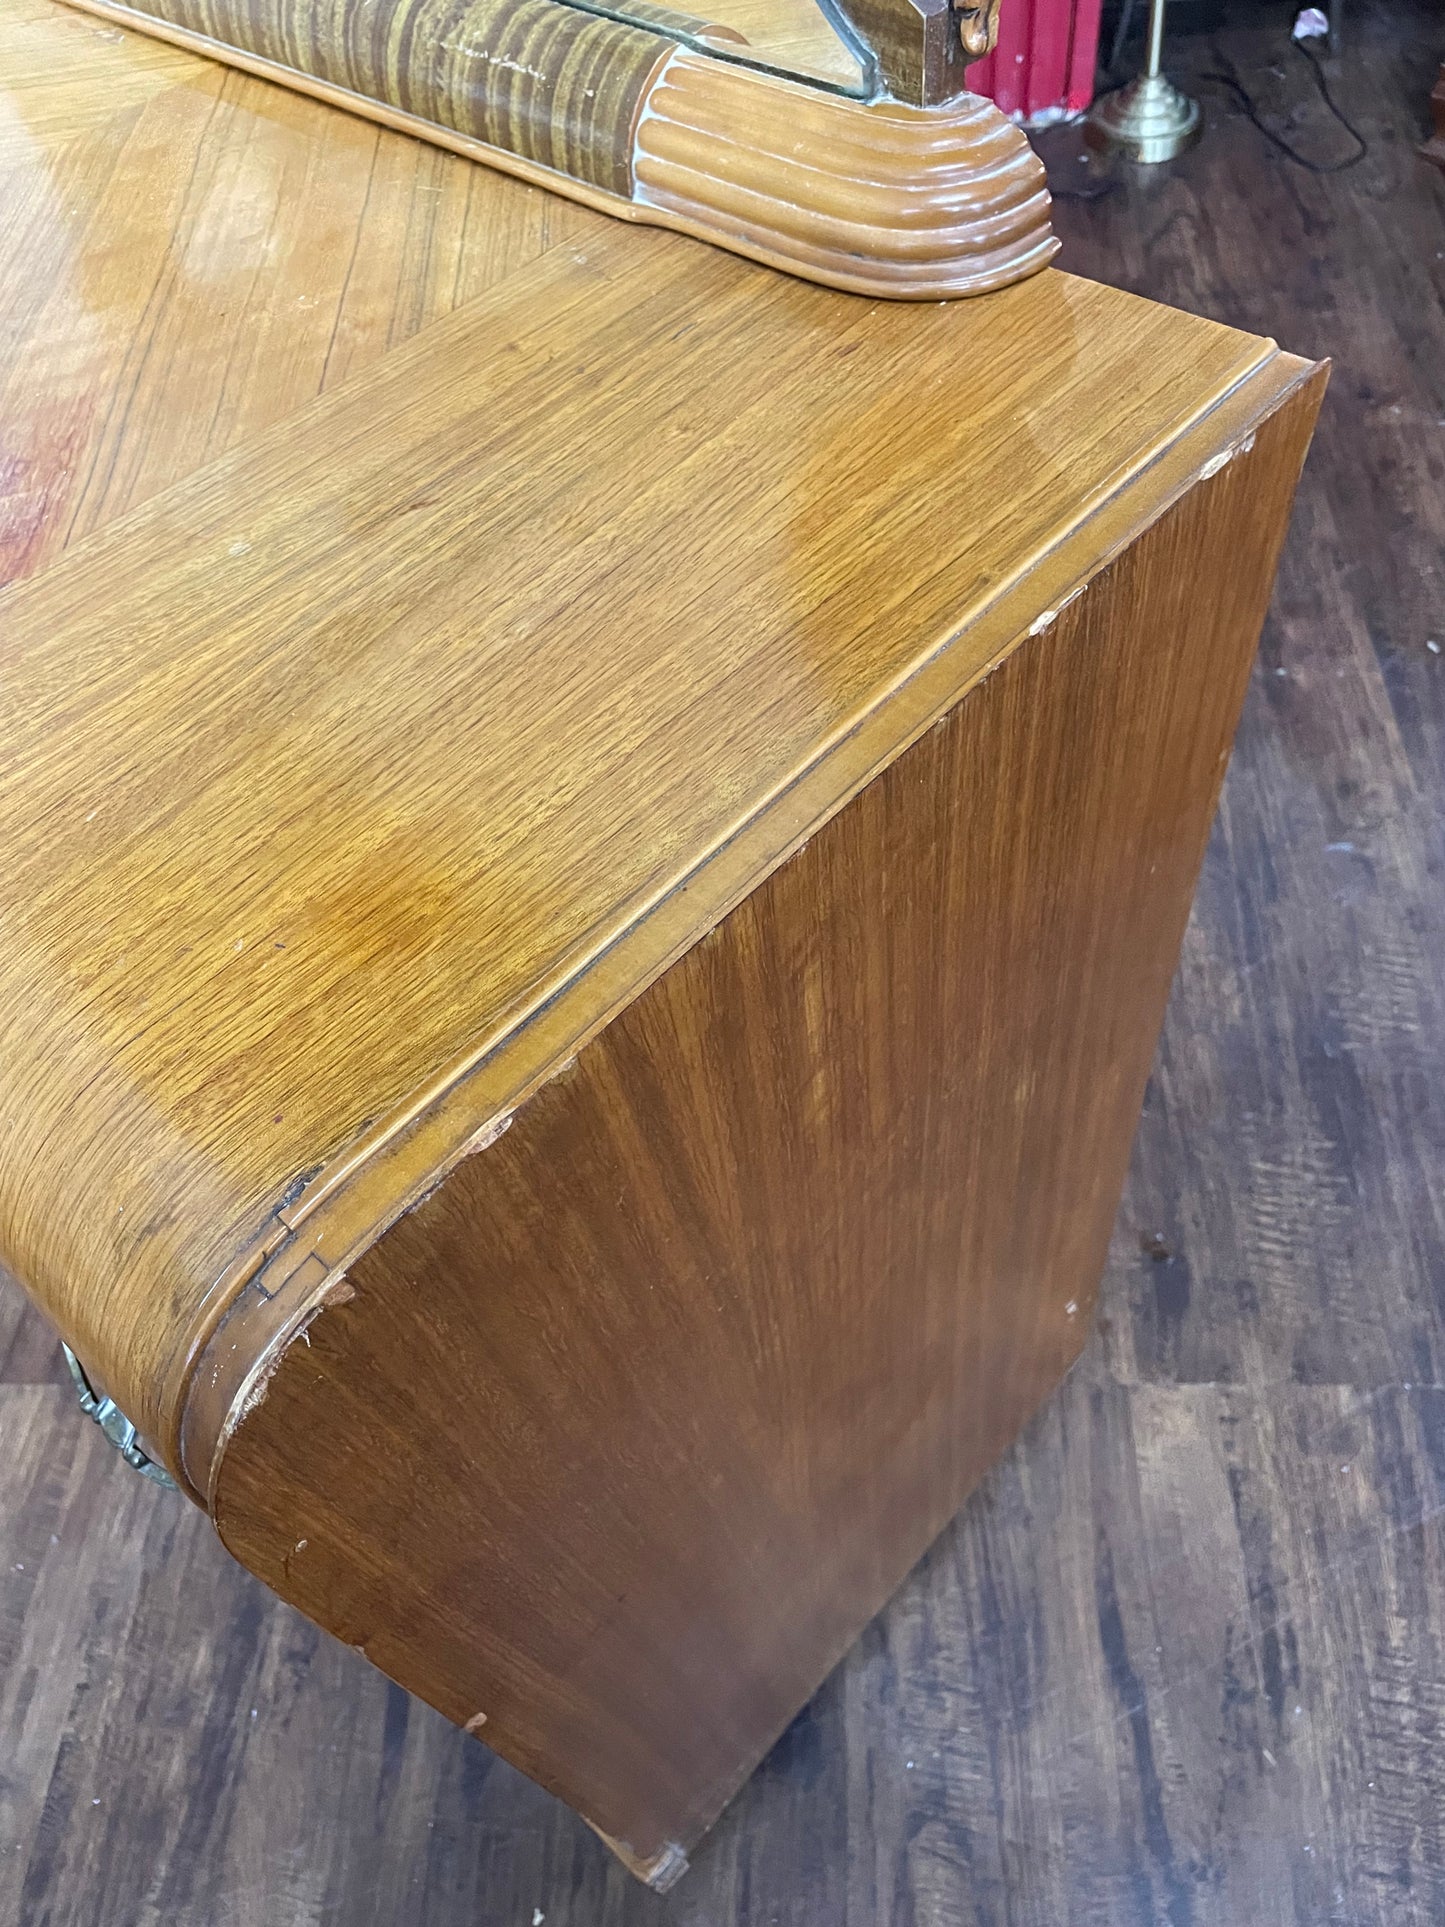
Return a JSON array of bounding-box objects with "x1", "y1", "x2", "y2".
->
[{"x1": 2, "y1": 1, "x2": 1443, "y2": 1920}]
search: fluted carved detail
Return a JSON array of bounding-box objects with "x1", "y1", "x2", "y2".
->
[{"x1": 632, "y1": 50, "x2": 1057, "y2": 298}]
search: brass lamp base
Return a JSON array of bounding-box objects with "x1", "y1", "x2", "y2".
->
[{"x1": 1085, "y1": 72, "x2": 1202, "y2": 163}]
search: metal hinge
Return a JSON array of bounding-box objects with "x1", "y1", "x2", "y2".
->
[{"x1": 62, "y1": 1345, "x2": 177, "y2": 1490}]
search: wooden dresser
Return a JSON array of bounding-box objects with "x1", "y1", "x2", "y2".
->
[{"x1": 0, "y1": 0, "x2": 1325, "y2": 1886}]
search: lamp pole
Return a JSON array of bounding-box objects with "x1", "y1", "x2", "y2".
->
[{"x1": 1085, "y1": 0, "x2": 1201, "y2": 163}]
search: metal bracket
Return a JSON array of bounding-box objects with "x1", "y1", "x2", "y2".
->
[{"x1": 62, "y1": 1345, "x2": 178, "y2": 1490}]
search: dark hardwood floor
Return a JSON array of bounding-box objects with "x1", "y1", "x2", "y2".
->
[{"x1": 2, "y1": 2, "x2": 1443, "y2": 1920}]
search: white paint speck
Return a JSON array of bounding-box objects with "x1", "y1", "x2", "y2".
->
[
  {"x1": 533, "y1": 1911, "x2": 545, "y2": 1926},
  {"x1": 1064, "y1": 1300, "x2": 1078, "y2": 1317},
  {"x1": 1428, "y1": 640, "x2": 1441, "y2": 655},
  {"x1": 436, "y1": 34, "x2": 549, "y2": 77},
  {"x1": 228, "y1": 540, "x2": 251, "y2": 557}
]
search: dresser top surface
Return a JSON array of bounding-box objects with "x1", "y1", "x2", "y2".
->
[{"x1": 0, "y1": 0, "x2": 1309, "y2": 1441}]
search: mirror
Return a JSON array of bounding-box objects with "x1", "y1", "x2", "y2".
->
[
  {"x1": 569, "y1": 0, "x2": 1005, "y2": 107},
  {"x1": 593, "y1": 0, "x2": 870, "y2": 93}
]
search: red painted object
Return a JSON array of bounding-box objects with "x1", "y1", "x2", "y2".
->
[{"x1": 967, "y1": 0, "x2": 1103, "y2": 120}]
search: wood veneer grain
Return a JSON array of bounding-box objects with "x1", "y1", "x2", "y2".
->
[
  {"x1": 0, "y1": 0, "x2": 1325, "y2": 1874},
  {"x1": 0, "y1": 245, "x2": 1294, "y2": 1472},
  {"x1": 80, "y1": 0, "x2": 670, "y2": 194},
  {"x1": 10, "y1": 1, "x2": 1444, "y2": 1915},
  {"x1": 214, "y1": 372, "x2": 1326, "y2": 1872},
  {"x1": 0, "y1": 0, "x2": 597, "y2": 587}
]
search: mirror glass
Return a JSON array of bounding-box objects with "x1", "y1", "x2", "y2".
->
[{"x1": 585, "y1": 0, "x2": 871, "y2": 94}]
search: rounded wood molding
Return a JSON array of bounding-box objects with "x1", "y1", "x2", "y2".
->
[
  {"x1": 632, "y1": 51, "x2": 1057, "y2": 298},
  {"x1": 61, "y1": 0, "x2": 1053, "y2": 300}
]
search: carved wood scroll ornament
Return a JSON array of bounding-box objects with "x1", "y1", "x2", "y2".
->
[{"x1": 958, "y1": 0, "x2": 1004, "y2": 56}]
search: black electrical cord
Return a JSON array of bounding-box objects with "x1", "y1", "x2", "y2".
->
[
  {"x1": 1049, "y1": 178, "x2": 1123, "y2": 201},
  {"x1": 1188, "y1": 35, "x2": 1368, "y2": 173},
  {"x1": 1043, "y1": 20, "x2": 1367, "y2": 202}
]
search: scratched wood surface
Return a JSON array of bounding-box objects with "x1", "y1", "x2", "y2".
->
[
  {"x1": 207, "y1": 370, "x2": 1317, "y2": 1871},
  {"x1": 0, "y1": 0, "x2": 1270, "y2": 1467},
  {"x1": 1, "y1": 3, "x2": 1443, "y2": 1925}
]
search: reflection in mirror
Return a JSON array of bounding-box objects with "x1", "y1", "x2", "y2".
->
[{"x1": 608, "y1": 0, "x2": 868, "y2": 91}]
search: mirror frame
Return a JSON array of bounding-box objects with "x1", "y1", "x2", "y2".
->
[{"x1": 62, "y1": 0, "x2": 1055, "y2": 296}]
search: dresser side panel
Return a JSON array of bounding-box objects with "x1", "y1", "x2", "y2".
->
[{"x1": 212, "y1": 374, "x2": 1325, "y2": 1863}]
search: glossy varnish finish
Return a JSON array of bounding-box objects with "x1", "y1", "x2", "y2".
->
[
  {"x1": 0, "y1": 0, "x2": 600, "y2": 586},
  {"x1": 0, "y1": 214, "x2": 1323, "y2": 1890},
  {"x1": 215, "y1": 375, "x2": 1322, "y2": 1872},
  {"x1": 3, "y1": 1, "x2": 1441, "y2": 1918},
  {"x1": 0, "y1": 0, "x2": 1327, "y2": 1869},
  {"x1": 0, "y1": 232, "x2": 1303, "y2": 1477}
]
